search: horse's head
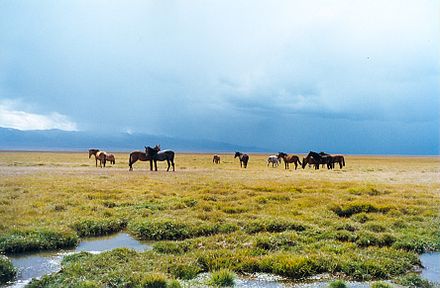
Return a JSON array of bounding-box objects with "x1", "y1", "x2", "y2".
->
[
  {"x1": 277, "y1": 152, "x2": 286, "y2": 159},
  {"x1": 145, "y1": 146, "x2": 159, "y2": 157},
  {"x1": 88, "y1": 149, "x2": 97, "y2": 158},
  {"x1": 154, "y1": 144, "x2": 161, "y2": 152},
  {"x1": 234, "y1": 152, "x2": 241, "y2": 158},
  {"x1": 301, "y1": 157, "x2": 307, "y2": 169}
]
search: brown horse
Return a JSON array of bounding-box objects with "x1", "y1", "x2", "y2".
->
[
  {"x1": 88, "y1": 149, "x2": 107, "y2": 168},
  {"x1": 234, "y1": 152, "x2": 249, "y2": 168},
  {"x1": 277, "y1": 152, "x2": 302, "y2": 170},
  {"x1": 106, "y1": 154, "x2": 116, "y2": 165},
  {"x1": 128, "y1": 151, "x2": 152, "y2": 171},
  {"x1": 213, "y1": 154, "x2": 221, "y2": 164}
]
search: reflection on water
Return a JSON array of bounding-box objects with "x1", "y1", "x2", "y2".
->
[{"x1": 7, "y1": 233, "x2": 151, "y2": 288}]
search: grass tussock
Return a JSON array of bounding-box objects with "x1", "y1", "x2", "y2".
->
[
  {"x1": 209, "y1": 269, "x2": 235, "y2": 287},
  {"x1": 0, "y1": 229, "x2": 78, "y2": 253},
  {"x1": 0, "y1": 255, "x2": 16, "y2": 284},
  {"x1": 70, "y1": 218, "x2": 127, "y2": 237}
]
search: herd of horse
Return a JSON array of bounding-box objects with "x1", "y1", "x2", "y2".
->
[{"x1": 89, "y1": 148, "x2": 345, "y2": 171}]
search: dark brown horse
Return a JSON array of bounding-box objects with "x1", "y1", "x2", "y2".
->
[
  {"x1": 88, "y1": 149, "x2": 107, "y2": 168},
  {"x1": 234, "y1": 152, "x2": 249, "y2": 168},
  {"x1": 145, "y1": 145, "x2": 175, "y2": 172},
  {"x1": 213, "y1": 154, "x2": 221, "y2": 164},
  {"x1": 331, "y1": 155, "x2": 346, "y2": 169},
  {"x1": 128, "y1": 151, "x2": 152, "y2": 171},
  {"x1": 319, "y1": 152, "x2": 345, "y2": 169},
  {"x1": 277, "y1": 152, "x2": 302, "y2": 170},
  {"x1": 302, "y1": 156, "x2": 318, "y2": 168},
  {"x1": 106, "y1": 154, "x2": 116, "y2": 165},
  {"x1": 302, "y1": 151, "x2": 332, "y2": 170}
]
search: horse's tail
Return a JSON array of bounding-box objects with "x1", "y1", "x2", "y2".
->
[{"x1": 297, "y1": 157, "x2": 302, "y2": 166}]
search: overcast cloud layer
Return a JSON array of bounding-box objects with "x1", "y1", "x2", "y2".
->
[{"x1": 0, "y1": 0, "x2": 439, "y2": 154}]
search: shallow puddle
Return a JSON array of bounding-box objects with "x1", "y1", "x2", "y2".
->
[
  {"x1": 182, "y1": 273, "x2": 378, "y2": 287},
  {"x1": 420, "y1": 252, "x2": 440, "y2": 284},
  {"x1": 6, "y1": 232, "x2": 151, "y2": 288}
]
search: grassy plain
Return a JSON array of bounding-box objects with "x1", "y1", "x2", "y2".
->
[{"x1": 0, "y1": 151, "x2": 439, "y2": 287}]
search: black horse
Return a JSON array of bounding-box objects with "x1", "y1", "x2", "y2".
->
[
  {"x1": 302, "y1": 151, "x2": 332, "y2": 170},
  {"x1": 145, "y1": 145, "x2": 175, "y2": 172},
  {"x1": 234, "y1": 152, "x2": 249, "y2": 168},
  {"x1": 319, "y1": 152, "x2": 334, "y2": 169}
]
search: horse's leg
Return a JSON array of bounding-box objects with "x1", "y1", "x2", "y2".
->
[
  {"x1": 166, "y1": 159, "x2": 170, "y2": 172},
  {"x1": 172, "y1": 160, "x2": 175, "y2": 171},
  {"x1": 154, "y1": 160, "x2": 158, "y2": 171},
  {"x1": 294, "y1": 162, "x2": 297, "y2": 170}
]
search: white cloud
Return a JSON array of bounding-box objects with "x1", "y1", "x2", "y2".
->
[{"x1": 0, "y1": 101, "x2": 77, "y2": 131}]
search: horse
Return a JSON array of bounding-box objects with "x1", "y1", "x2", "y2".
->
[
  {"x1": 128, "y1": 151, "x2": 152, "y2": 171},
  {"x1": 145, "y1": 145, "x2": 175, "y2": 172},
  {"x1": 213, "y1": 154, "x2": 221, "y2": 164},
  {"x1": 301, "y1": 156, "x2": 319, "y2": 168},
  {"x1": 319, "y1": 152, "x2": 345, "y2": 169},
  {"x1": 88, "y1": 149, "x2": 107, "y2": 168},
  {"x1": 106, "y1": 154, "x2": 116, "y2": 165},
  {"x1": 267, "y1": 155, "x2": 280, "y2": 167},
  {"x1": 277, "y1": 152, "x2": 302, "y2": 170},
  {"x1": 302, "y1": 151, "x2": 332, "y2": 170},
  {"x1": 234, "y1": 152, "x2": 249, "y2": 168},
  {"x1": 332, "y1": 155, "x2": 346, "y2": 169}
]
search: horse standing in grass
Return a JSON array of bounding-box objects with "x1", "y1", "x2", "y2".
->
[
  {"x1": 277, "y1": 152, "x2": 302, "y2": 170},
  {"x1": 267, "y1": 155, "x2": 279, "y2": 167},
  {"x1": 128, "y1": 151, "x2": 151, "y2": 171},
  {"x1": 331, "y1": 155, "x2": 346, "y2": 169},
  {"x1": 234, "y1": 152, "x2": 249, "y2": 168},
  {"x1": 302, "y1": 151, "x2": 332, "y2": 170},
  {"x1": 145, "y1": 145, "x2": 175, "y2": 172},
  {"x1": 319, "y1": 152, "x2": 345, "y2": 169},
  {"x1": 213, "y1": 155, "x2": 221, "y2": 164},
  {"x1": 106, "y1": 154, "x2": 116, "y2": 165},
  {"x1": 88, "y1": 149, "x2": 107, "y2": 168}
]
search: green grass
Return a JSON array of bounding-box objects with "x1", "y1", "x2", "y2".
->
[
  {"x1": 209, "y1": 269, "x2": 235, "y2": 287},
  {"x1": 0, "y1": 255, "x2": 16, "y2": 284},
  {"x1": 328, "y1": 280, "x2": 347, "y2": 288},
  {"x1": 0, "y1": 152, "x2": 439, "y2": 286}
]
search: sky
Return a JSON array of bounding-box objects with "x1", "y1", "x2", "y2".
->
[{"x1": 0, "y1": 0, "x2": 439, "y2": 154}]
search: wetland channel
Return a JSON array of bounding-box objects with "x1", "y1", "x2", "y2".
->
[{"x1": 4, "y1": 233, "x2": 439, "y2": 287}]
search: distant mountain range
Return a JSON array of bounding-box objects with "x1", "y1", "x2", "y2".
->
[{"x1": 0, "y1": 127, "x2": 267, "y2": 152}]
